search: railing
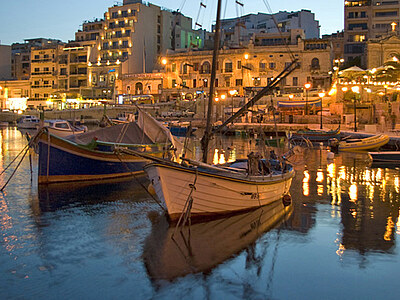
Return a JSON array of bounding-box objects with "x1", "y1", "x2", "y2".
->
[{"x1": 31, "y1": 71, "x2": 52, "y2": 75}]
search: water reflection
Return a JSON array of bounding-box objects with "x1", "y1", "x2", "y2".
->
[
  {"x1": 293, "y1": 149, "x2": 400, "y2": 258},
  {"x1": 143, "y1": 200, "x2": 293, "y2": 281}
]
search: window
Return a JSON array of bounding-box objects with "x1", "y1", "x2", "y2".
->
[
  {"x1": 215, "y1": 79, "x2": 218, "y2": 87},
  {"x1": 293, "y1": 77, "x2": 298, "y2": 86},
  {"x1": 225, "y1": 78, "x2": 230, "y2": 87},
  {"x1": 311, "y1": 58, "x2": 320, "y2": 69},
  {"x1": 253, "y1": 77, "x2": 261, "y2": 86},
  {"x1": 235, "y1": 79, "x2": 243, "y2": 86},
  {"x1": 225, "y1": 61, "x2": 233, "y2": 72},
  {"x1": 237, "y1": 60, "x2": 242, "y2": 69},
  {"x1": 348, "y1": 23, "x2": 368, "y2": 30},
  {"x1": 193, "y1": 79, "x2": 197, "y2": 88},
  {"x1": 172, "y1": 79, "x2": 177, "y2": 87},
  {"x1": 269, "y1": 62, "x2": 276, "y2": 69},
  {"x1": 203, "y1": 79, "x2": 208, "y2": 88},
  {"x1": 172, "y1": 63, "x2": 176, "y2": 72},
  {"x1": 375, "y1": 11, "x2": 398, "y2": 17},
  {"x1": 259, "y1": 61, "x2": 266, "y2": 71},
  {"x1": 193, "y1": 63, "x2": 199, "y2": 71},
  {"x1": 201, "y1": 62, "x2": 210, "y2": 74}
]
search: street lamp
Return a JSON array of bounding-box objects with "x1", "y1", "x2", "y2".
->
[
  {"x1": 318, "y1": 92, "x2": 325, "y2": 129},
  {"x1": 220, "y1": 94, "x2": 226, "y2": 122},
  {"x1": 304, "y1": 83, "x2": 312, "y2": 115},
  {"x1": 351, "y1": 86, "x2": 360, "y2": 132},
  {"x1": 229, "y1": 89, "x2": 237, "y2": 123}
]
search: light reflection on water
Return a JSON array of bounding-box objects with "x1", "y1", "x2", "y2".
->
[{"x1": 0, "y1": 127, "x2": 400, "y2": 299}]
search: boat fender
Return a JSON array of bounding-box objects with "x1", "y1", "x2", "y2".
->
[
  {"x1": 148, "y1": 182, "x2": 156, "y2": 196},
  {"x1": 327, "y1": 151, "x2": 335, "y2": 160},
  {"x1": 282, "y1": 194, "x2": 292, "y2": 206}
]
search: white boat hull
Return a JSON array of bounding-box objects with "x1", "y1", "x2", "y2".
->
[
  {"x1": 46, "y1": 126, "x2": 85, "y2": 137},
  {"x1": 145, "y1": 163, "x2": 293, "y2": 220}
]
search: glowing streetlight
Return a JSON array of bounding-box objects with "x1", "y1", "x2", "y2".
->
[
  {"x1": 304, "y1": 83, "x2": 312, "y2": 115},
  {"x1": 318, "y1": 92, "x2": 325, "y2": 129},
  {"x1": 351, "y1": 86, "x2": 360, "y2": 132},
  {"x1": 161, "y1": 58, "x2": 167, "y2": 65}
]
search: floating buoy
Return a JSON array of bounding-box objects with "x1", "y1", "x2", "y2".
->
[
  {"x1": 327, "y1": 151, "x2": 335, "y2": 160},
  {"x1": 282, "y1": 194, "x2": 292, "y2": 206}
]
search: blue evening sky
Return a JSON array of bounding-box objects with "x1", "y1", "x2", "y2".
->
[{"x1": 0, "y1": 0, "x2": 344, "y2": 45}]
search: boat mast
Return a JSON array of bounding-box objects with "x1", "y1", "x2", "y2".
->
[{"x1": 201, "y1": 0, "x2": 223, "y2": 164}]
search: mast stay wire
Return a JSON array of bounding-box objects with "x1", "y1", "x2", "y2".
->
[{"x1": 262, "y1": 0, "x2": 296, "y2": 62}]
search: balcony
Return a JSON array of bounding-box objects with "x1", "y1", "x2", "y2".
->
[
  {"x1": 70, "y1": 58, "x2": 87, "y2": 63},
  {"x1": 31, "y1": 71, "x2": 52, "y2": 75},
  {"x1": 31, "y1": 58, "x2": 53, "y2": 63},
  {"x1": 69, "y1": 71, "x2": 87, "y2": 76}
]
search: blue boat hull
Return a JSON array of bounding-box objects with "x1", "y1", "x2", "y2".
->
[{"x1": 37, "y1": 131, "x2": 155, "y2": 184}]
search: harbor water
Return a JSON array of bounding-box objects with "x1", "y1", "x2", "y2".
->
[{"x1": 1, "y1": 126, "x2": 400, "y2": 299}]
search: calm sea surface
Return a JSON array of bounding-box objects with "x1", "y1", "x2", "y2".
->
[{"x1": 0, "y1": 127, "x2": 400, "y2": 299}]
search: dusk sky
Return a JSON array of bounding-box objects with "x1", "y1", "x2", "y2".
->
[{"x1": 0, "y1": 0, "x2": 344, "y2": 45}]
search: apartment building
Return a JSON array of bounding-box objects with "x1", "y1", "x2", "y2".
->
[
  {"x1": 11, "y1": 38, "x2": 63, "y2": 81},
  {"x1": 159, "y1": 31, "x2": 332, "y2": 100},
  {"x1": 30, "y1": 44, "x2": 64, "y2": 107},
  {"x1": 344, "y1": 0, "x2": 400, "y2": 67},
  {"x1": 0, "y1": 45, "x2": 11, "y2": 80},
  {"x1": 218, "y1": 10, "x2": 320, "y2": 48}
]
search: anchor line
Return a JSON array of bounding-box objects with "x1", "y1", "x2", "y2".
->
[
  {"x1": 114, "y1": 151, "x2": 167, "y2": 212},
  {"x1": 173, "y1": 168, "x2": 198, "y2": 238}
]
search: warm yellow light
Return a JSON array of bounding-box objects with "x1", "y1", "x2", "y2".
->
[
  {"x1": 215, "y1": 97, "x2": 219, "y2": 102},
  {"x1": 349, "y1": 184, "x2": 358, "y2": 202},
  {"x1": 304, "y1": 83, "x2": 312, "y2": 89},
  {"x1": 342, "y1": 87, "x2": 348, "y2": 92},
  {"x1": 118, "y1": 10, "x2": 121, "y2": 15},
  {"x1": 318, "y1": 92, "x2": 325, "y2": 98},
  {"x1": 316, "y1": 169, "x2": 324, "y2": 183},
  {"x1": 221, "y1": 94, "x2": 226, "y2": 100},
  {"x1": 351, "y1": 86, "x2": 360, "y2": 93},
  {"x1": 161, "y1": 58, "x2": 167, "y2": 65},
  {"x1": 288, "y1": 94, "x2": 294, "y2": 99},
  {"x1": 88, "y1": 62, "x2": 92, "y2": 66},
  {"x1": 116, "y1": 59, "x2": 121, "y2": 65},
  {"x1": 303, "y1": 170, "x2": 310, "y2": 183},
  {"x1": 229, "y1": 89, "x2": 237, "y2": 96},
  {"x1": 244, "y1": 53, "x2": 249, "y2": 60}
]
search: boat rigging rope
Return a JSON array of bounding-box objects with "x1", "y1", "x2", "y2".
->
[
  {"x1": 173, "y1": 168, "x2": 198, "y2": 238},
  {"x1": 1, "y1": 147, "x2": 29, "y2": 192},
  {"x1": 114, "y1": 152, "x2": 167, "y2": 212},
  {"x1": 0, "y1": 144, "x2": 29, "y2": 176}
]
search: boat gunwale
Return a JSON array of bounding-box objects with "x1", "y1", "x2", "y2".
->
[{"x1": 144, "y1": 161, "x2": 294, "y2": 185}]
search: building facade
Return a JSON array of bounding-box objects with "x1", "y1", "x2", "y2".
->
[
  {"x1": 0, "y1": 45, "x2": 11, "y2": 80},
  {"x1": 344, "y1": 0, "x2": 400, "y2": 67},
  {"x1": 160, "y1": 33, "x2": 332, "y2": 101},
  {"x1": 218, "y1": 10, "x2": 320, "y2": 48}
]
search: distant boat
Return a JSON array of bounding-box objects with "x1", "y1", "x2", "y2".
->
[
  {"x1": 143, "y1": 200, "x2": 293, "y2": 281},
  {"x1": 43, "y1": 119, "x2": 87, "y2": 137},
  {"x1": 330, "y1": 134, "x2": 389, "y2": 152},
  {"x1": 164, "y1": 121, "x2": 196, "y2": 137},
  {"x1": 16, "y1": 115, "x2": 40, "y2": 129},
  {"x1": 290, "y1": 126, "x2": 340, "y2": 142},
  {"x1": 256, "y1": 136, "x2": 286, "y2": 147},
  {"x1": 368, "y1": 151, "x2": 400, "y2": 166},
  {"x1": 32, "y1": 110, "x2": 181, "y2": 184}
]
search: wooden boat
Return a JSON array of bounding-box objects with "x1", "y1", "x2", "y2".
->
[
  {"x1": 290, "y1": 126, "x2": 340, "y2": 142},
  {"x1": 333, "y1": 134, "x2": 389, "y2": 152},
  {"x1": 128, "y1": 0, "x2": 298, "y2": 222},
  {"x1": 256, "y1": 136, "x2": 286, "y2": 147},
  {"x1": 43, "y1": 119, "x2": 87, "y2": 137},
  {"x1": 368, "y1": 151, "x2": 400, "y2": 166},
  {"x1": 143, "y1": 157, "x2": 294, "y2": 220},
  {"x1": 165, "y1": 121, "x2": 197, "y2": 137},
  {"x1": 143, "y1": 200, "x2": 293, "y2": 281},
  {"x1": 33, "y1": 111, "x2": 180, "y2": 184},
  {"x1": 16, "y1": 115, "x2": 40, "y2": 129}
]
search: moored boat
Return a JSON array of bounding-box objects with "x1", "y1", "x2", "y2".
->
[
  {"x1": 143, "y1": 156, "x2": 294, "y2": 220},
  {"x1": 368, "y1": 151, "x2": 400, "y2": 166},
  {"x1": 331, "y1": 134, "x2": 389, "y2": 152},
  {"x1": 16, "y1": 115, "x2": 40, "y2": 129},
  {"x1": 43, "y1": 119, "x2": 87, "y2": 137},
  {"x1": 290, "y1": 126, "x2": 340, "y2": 142},
  {"x1": 33, "y1": 110, "x2": 180, "y2": 184}
]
